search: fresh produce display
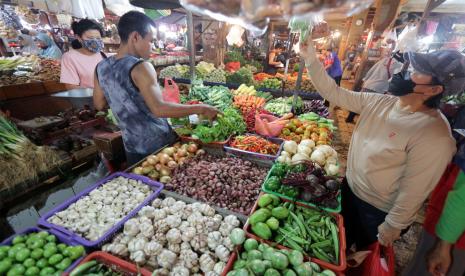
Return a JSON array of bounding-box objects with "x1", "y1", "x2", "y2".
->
[
  {"x1": 0, "y1": 116, "x2": 61, "y2": 190},
  {"x1": 132, "y1": 142, "x2": 203, "y2": 183},
  {"x1": 258, "y1": 78, "x2": 282, "y2": 90},
  {"x1": 159, "y1": 64, "x2": 190, "y2": 79},
  {"x1": 254, "y1": 73, "x2": 273, "y2": 82},
  {"x1": 279, "y1": 115, "x2": 332, "y2": 144},
  {"x1": 224, "y1": 50, "x2": 245, "y2": 65},
  {"x1": 230, "y1": 135, "x2": 280, "y2": 156},
  {"x1": 0, "y1": 56, "x2": 37, "y2": 72},
  {"x1": 265, "y1": 97, "x2": 303, "y2": 117},
  {"x1": 0, "y1": 57, "x2": 60, "y2": 86},
  {"x1": 103, "y1": 197, "x2": 242, "y2": 275},
  {"x1": 234, "y1": 95, "x2": 267, "y2": 115},
  {"x1": 244, "y1": 108, "x2": 273, "y2": 132},
  {"x1": 255, "y1": 91, "x2": 273, "y2": 102},
  {"x1": 226, "y1": 233, "x2": 336, "y2": 276},
  {"x1": 205, "y1": 85, "x2": 233, "y2": 111},
  {"x1": 302, "y1": 100, "x2": 330, "y2": 118},
  {"x1": 283, "y1": 77, "x2": 316, "y2": 93},
  {"x1": 166, "y1": 154, "x2": 268, "y2": 214},
  {"x1": 46, "y1": 176, "x2": 152, "y2": 241},
  {"x1": 233, "y1": 84, "x2": 257, "y2": 96},
  {"x1": 299, "y1": 113, "x2": 336, "y2": 131},
  {"x1": 195, "y1": 61, "x2": 216, "y2": 79},
  {"x1": 175, "y1": 107, "x2": 246, "y2": 143},
  {"x1": 70, "y1": 260, "x2": 125, "y2": 276},
  {"x1": 0, "y1": 231, "x2": 85, "y2": 276},
  {"x1": 188, "y1": 78, "x2": 211, "y2": 102},
  {"x1": 205, "y1": 68, "x2": 227, "y2": 83},
  {"x1": 277, "y1": 140, "x2": 339, "y2": 176},
  {"x1": 226, "y1": 68, "x2": 254, "y2": 86},
  {"x1": 247, "y1": 194, "x2": 341, "y2": 265},
  {"x1": 263, "y1": 162, "x2": 341, "y2": 210}
]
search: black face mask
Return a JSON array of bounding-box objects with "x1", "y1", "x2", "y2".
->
[{"x1": 388, "y1": 71, "x2": 416, "y2": 96}]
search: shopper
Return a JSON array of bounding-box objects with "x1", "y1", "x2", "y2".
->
[
  {"x1": 266, "y1": 43, "x2": 286, "y2": 74},
  {"x1": 300, "y1": 33, "x2": 464, "y2": 250},
  {"x1": 322, "y1": 46, "x2": 342, "y2": 86},
  {"x1": 345, "y1": 52, "x2": 403, "y2": 123},
  {"x1": 60, "y1": 19, "x2": 105, "y2": 90},
  {"x1": 342, "y1": 44, "x2": 357, "y2": 77},
  {"x1": 18, "y1": 34, "x2": 40, "y2": 55},
  {"x1": 35, "y1": 33, "x2": 62, "y2": 60},
  {"x1": 93, "y1": 11, "x2": 220, "y2": 165}
]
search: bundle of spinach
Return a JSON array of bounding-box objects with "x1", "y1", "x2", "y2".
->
[
  {"x1": 226, "y1": 67, "x2": 254, "y2": 86},
  {"x1": 192, "y1": 107, "x2": 246, "y2": 143}
]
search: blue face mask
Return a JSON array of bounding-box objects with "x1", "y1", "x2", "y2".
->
[{"x1": 82, "y1": 39, "x2": 104, "y2": 53}]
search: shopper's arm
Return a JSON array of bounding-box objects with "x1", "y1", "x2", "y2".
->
[
  {"x1": 384, "y1": 137, "x2": 456, "y2": 230},
  {"x1": 93, "y1": 71, "x2": 107, "y2": 111},
  {"x1": 269, "y1": 52, "x2": 281, "y2": 66},
  {"x1": 131, "y1": 61, "x2": 219, "y2": 119},
  {"x1": 300, "y1": 39, "x2": 381, "y2": 113},
  {"x1": 436, "y1": 171, "x2": 465, "y2": 243}
]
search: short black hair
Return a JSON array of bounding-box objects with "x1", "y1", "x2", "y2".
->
[
  {"x1": 118, "y1": 11, "x2": 155, "y2": 43},
  {"x1": 275, "y1": 43, "x2": 285, "y2": 50}
]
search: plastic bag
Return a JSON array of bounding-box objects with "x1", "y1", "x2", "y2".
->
[
  {"x1": 359, "y1": 242, "x2": 395, "y2": 276},
  {"x1": 162, "y1": 78, "x2": 180, "y2": 103},
  {"x1": 255, "y1": 114, "x2": 286, "y2": 137}
]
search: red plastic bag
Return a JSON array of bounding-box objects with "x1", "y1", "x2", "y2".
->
[
  {"x1": 225, "y1": 61, "x2": 241, "y2": 72},
  {"x1": 255, "y1": 114, "x2": 286, "y2": 137},
  {"x1": 359, "y1": 243, "x2": 395, "y2": 276},
  {"x1": 162, "y1": 78, "x2": 180, "y2": 103}
]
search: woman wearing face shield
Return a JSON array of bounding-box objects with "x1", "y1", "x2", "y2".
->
[
  {"x1": 300, "y1": 25, "x2": 465, "y2": 251},
  {"x1": 60, "y1": 19, "x2": 105, "y2": 90}
]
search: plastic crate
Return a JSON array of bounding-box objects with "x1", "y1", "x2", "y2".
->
[
  {"x1": 1, "y1": 227, "x2": 85, "y2": 273},
  {"x1": 224, "y1": 135, "x2": 283, "y2": 167},
  {"x1": 243, "y1": 193, "x2": 347, "y2": 272},
  {"x1": 38, "y1": 172, "x2": 163, "y2": 248},
  {"x1": 262, "y1": 163, "x2": 342, "y2": 213},
  {"x1": 70, "y1": 251, "x2": 152, "y2": 276},
  {"x1": 222, "y1": 235, "x2": 344, "y2": 276}
]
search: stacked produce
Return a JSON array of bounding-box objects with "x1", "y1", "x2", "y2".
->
[
  {"x1": 103, "y1": 196, "x2": 242, "y2": 274},
  {"x1": 0, "y1": 231, "x2": 85, "y2": 276},
  {"x1": 0, "y1": 56, "x2": 62, "y2": 86},
  {"x1": 205, "y1": 86, "x2": 233, "y2": 111},
  {"x1": 230, "y1": 135, "x2": 280, "y2": 156},
  {"x1": 31, "y1": 59, "x2": 60, "y2": 82},
  {"x1": 226, "y1": 229, "x2": 335, "y2": 276},
  {"x1": 248, "y1": 194, "x2": 341, "y2": 265},
  {"x1": 46, "y1": 176, "x2": 152, "y2": 241},
  {"x1": 204, "y1": 68, "x2": 227, "y2": 83},
  {"x1": 159, "y1": 64, "x2": 190, "y2": 79},
  {"x1": 175, "y1": 107, "x2": 246, "y2": 143},
  {"x1": 226, "y1": 68, "x2": 254, "y2": 86},
  {"x1": 244, "y1": 108, "x2": 273, "y2": 132},
  {"x1": 0, "y1": 56, "x2": 37, "y2": 72},
  {"x1": 195, "y1": 61, "x2": 216, "y2": 79},
  {"x1": 279, "y1": 115, "x2": 332, "y2": 144},
  {"x1": 258, "y1": 78, "x2": 282, "y2": 90},
  {"x1": 132, "y1": 142, "x2": 203, "y2": 183},
  {"x1": 302, "y1": 100, "x2": 330, "y2": 118},
  {"x1": 234, "y1": 95, "x2": 266, "y2": 115},
  {"x1": 283, "y1": 77, "x2": 316, "y2": 93},
  {"x1": 263, "y1": 162, "x2": 340, "y2": 210},
  {"x1": 166, "y1": 154, "x2": 268, "y2": 214},
  {"x1": 189, "y1": 78, "x2": 211, "y2": 102},
  {"x1": 0, "y1": 116, "x2": 61, "y2": 190},
  {"x1": 265, "y1": 97, "x2": 303, "y2": 116},
  {"x1": 254, "y1": 73, "x2": 273, "y2": 82},
  {"x1": 233, "y1": 84, "x2": 257, "y2": 96},
  {"x1": 299, "y1": 112, "x2": 336, "y2": 132},
  {"x1": 255, "y1": 91, "x2": 273, "y2": 102}
]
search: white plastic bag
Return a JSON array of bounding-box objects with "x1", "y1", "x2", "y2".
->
[{"x1": 395, "y1": 24, "x2": 420, "y2": 52}]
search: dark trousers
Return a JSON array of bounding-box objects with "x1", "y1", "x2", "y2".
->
[
  {"x1": 333, "y1": 75, "x2": 342, "y2": 86},
  {"x1": 341, "y1": 183, "x2": 388, "y2": 250}
]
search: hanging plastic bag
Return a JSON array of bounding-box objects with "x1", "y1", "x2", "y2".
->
[
  {"x1": 255, "y1": 114, "x2": 288, "y2": 137},
  {"x1": 359, "y1": 242, "x2": 395, "y2": 276},
  {"x1": 162, "y1": 79, "x2": 180, "y2": 103}
]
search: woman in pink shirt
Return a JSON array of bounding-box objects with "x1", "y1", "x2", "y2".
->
[{"x1": 60, "y1": 19, "x2": 105, "y2": 89}]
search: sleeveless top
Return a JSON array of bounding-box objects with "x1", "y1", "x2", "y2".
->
[{"x1": 96, "y1": 55, "x2": 177, "y2": 154}]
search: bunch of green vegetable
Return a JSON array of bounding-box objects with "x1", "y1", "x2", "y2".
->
[
  {"x1": 265, "y1": 97, "x2": 303, "y2": 116},
  {"x1": 189, "y1": 79, "x2": 210, "y2": 102},
  {"x1": 0, "y1": 116, "x2": 29, "y2": 157},
  {"x1": 0, "y1": 231, "x2": 85, "y2": 276},
  {"x1": 195, "y1": 61, "x2": 216, "y2": 79},
  {"x1": 70, "y1": 260, "x2": 123, "y2": 276},
  {"x1": 299, "y1": 113, "x2": 336, "y2": 131},
  {"x1": 246, "y1": 60, "x2": 264, "y2": 72},
  {"x1": 159, "y1": 64, "x2": 190, "y2": 79},
  {"x1": 259, "y1": 78, "x2": 282, "y2": 90},
  {"x1": 205, "y1": 68, "x2": 227, "y2": 83},
  {"x1": 226, "y1": 68, "x2": 254, "y2": 86},
  {"x1": 248, "y1": 194, "x2": 340, "y2": 265},
  {"x1": 256, "y1": 91, "x2": 273, "y2": 102},
  {"x1": 225, "y1": 50, "x2": 246, "y2": 64},
  {"x1": 205, "y1": 85, "x2": 233, "y2": 111},
  {"x1": 190, "y1": 107, "x2": 246, "y2": 143},
  {"x1": 227, "y1": 229, "x2": 336, "y2": 276}
]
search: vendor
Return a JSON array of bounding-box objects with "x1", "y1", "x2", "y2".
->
[
  {"x1": 60, "y1": 19, "x2": 105, "y2": 90},
  {"x1": 300, "y1": 27, "x2": 464, "y2": 249},
  {"x1": 93, "y1": 11, "x2": 220, "y2": 165},
  {"x1": 18, "y1": 34, "x2": 40, "y2": 55},
  {"x1": 265, "y1": 43, "x2": 286, "y2": 74},
  {"x1": 35, "y1": 33, "x2": 62, "y2": 60}
]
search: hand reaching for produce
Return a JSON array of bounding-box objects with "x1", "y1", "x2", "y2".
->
[
  {"x1": 198, "y1": 104, "x2": 222, "y2": 120},
  {"x1": 377, "y1": 221, "x2": 401, "y2": 247}
]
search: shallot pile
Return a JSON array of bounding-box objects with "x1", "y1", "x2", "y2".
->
[{"x1": 166, "y1": 155, "x2": 268, "y2": 214}]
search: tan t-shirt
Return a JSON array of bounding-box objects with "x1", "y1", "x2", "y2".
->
[{"x1": 303, "y1": 47, "x2": 456, "y2": 229}]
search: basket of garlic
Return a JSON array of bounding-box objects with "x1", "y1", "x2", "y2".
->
[
  {"x1": 38, "y1": 172, "x2": 163, "y2": 248},
  {"x1": 102, "y1": 191, "x2": 246, "y2": 275}
]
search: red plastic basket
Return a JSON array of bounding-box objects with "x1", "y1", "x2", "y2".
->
[
  {"x1": 67, "y1": 251, "x2": 152, "y2": 276},
  {"x1": 243, "y1": 193, "x2": 347, "y2": 272},
  {"x1": 222, "y1": 236, "x2": 344, "y2": 276}
]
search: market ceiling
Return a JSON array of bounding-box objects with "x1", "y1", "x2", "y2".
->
[{"x1": 402, "y1": 0, "x2": 465, "y2": 13}]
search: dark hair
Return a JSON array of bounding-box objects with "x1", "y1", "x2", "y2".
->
[
  {"x1": 275, "y1": 43, "x2": 285, "y2": 50},
  {"x1": 71, "y1": 19, "x2": 104, "y2": 49},
  {"x1": 117, "y1": 11, "x2": 155, "y2": 43},
  {"x1": 424, "y1": 77, "x2": 444, "y2": 108}
]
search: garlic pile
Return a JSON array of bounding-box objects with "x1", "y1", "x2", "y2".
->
[
  {"x1": 48, "y1": 176, "x2": 152, "y2": 241},
  {"x1": 103, "y1": 197, "x2": 241, "y2": 276}
]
